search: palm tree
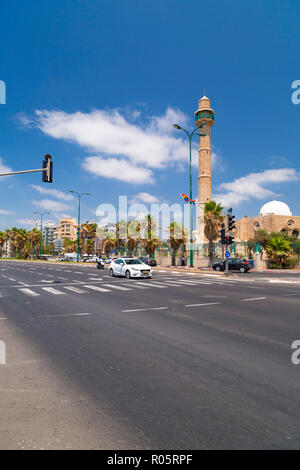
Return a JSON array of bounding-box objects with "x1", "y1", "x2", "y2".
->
[
  {"x1": 103, "y1": 236, "x2": 116, "y2": 257},
  {"x1": 0, "y1": 231, "x2": 6, "y2": 257},
  {"x1": 28, "y1": 228, "x2": 41, "y2": 258},
  {"x1": 127, "y1": 219, "x2": 141, "y2": 256},
  {"x1": 140, "y1": 214, "x2": 160, "y2": 258},
  {"x1": 266, "y1": 235, "x2": 292, "y2": 268},
  {"x1": 204, "y1": 200, "x2": 224, "y2": 267},
  {"x1": 168, "y1": 222, "x2": 187, "y2": 266},
  {"x1": 63, "y1": 238, "x2": 77, "y2": 253}
]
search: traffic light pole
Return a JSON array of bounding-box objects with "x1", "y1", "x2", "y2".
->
[{"x1": 0, "y1": 155, "x2": 53, "y2": 182}]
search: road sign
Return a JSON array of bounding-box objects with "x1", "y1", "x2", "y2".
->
[{"x1": 225, "y1": 251, "x2": 230, "y2": 259}]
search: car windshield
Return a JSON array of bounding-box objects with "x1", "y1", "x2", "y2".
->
[{"x1": 124, "y1": 259, "x2": 142, "y2": 265}]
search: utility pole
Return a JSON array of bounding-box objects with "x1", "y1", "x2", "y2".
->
[
  {"x1": 33, "y1": 211, "x2": 51, "y2": 259},
  {"x1": 69, "y1": 191, "x2": 91, "y2": 262}
]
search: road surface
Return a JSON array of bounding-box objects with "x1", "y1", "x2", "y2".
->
[{"x1": 0, "y1": 260, "x2": 299, "y2": 449}]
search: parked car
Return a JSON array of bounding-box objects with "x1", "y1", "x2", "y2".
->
[
  {"x1": 104, "y1": 257, "x2": 118, "y2": 264},
  {"x1": 212, "y1": 258, "x2": 251, "y2": 273},
  {"x1": 109, "y1": 258, "x2": 152, "y2": 279},
  {"x1": 85, "y1": 256, "x2": 99, "y2": 263},
  {"x1": 138, "y1": 257, "x2": 157, "y2": 267}
]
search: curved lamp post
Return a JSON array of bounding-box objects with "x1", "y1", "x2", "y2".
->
[
  {"x1": 69, "y1": 190, "x2": 91, "y2": 262},
  {"x1": 173, "y1": 123, "x2": 206, "y2": 268},
  {"x1": 33, "y1": 211, "x2": 51, "y2": 259}
]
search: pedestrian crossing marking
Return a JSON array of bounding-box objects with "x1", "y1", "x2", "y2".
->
[
  {"x1": 136, "y1": 282, "x2": 167, "y2": 288},
  {"x1": 42, "y1": 287, "x2": 66, "y2": 295},
  {"x1": 84, "y1": 285, "x2": 111, "y2": 292},
  {"x1": 64, "y1": 286, "x2": 86, "y2": 294},
  {"x1": 103, "y1": 284, "x2": 132, "y2": 291},
  {"x1": 19, "y1": 288, "x2": 40, "y2": 297}
]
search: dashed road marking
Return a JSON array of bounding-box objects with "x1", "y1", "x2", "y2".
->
[
  {"x1": 185, "y1": 302, "x2": 221, "y2": 307},
  {"x1": 241, "y1": 297, "x2": 267, "y2": 302}
]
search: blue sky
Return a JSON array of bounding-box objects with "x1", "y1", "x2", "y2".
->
[{"x1": 0, "y1": 0, "x2": 299, "y2": 230}]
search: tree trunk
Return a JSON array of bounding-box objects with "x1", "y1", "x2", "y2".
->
[
  {"x1": 208, "y1": 240, "x2": 214, "y2": 267},
  {"x1": 171, "y1": 248, "x2": 176, "y2": 266}
]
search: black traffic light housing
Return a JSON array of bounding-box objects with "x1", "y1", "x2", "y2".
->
[
  {"x1": 219, "y1": 223, "x2": 226, "y2": 245},
  {"x1": 42, "y1": 154, "x2": 53, "y2": 183},
  {"x1": 228, "y1": 215, "x2": 236, "y2": 231}
]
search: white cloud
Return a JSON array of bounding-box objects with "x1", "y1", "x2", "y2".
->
[
  {"x1": 82, "y1": 156, "x2": 154, "y2": 184},
  {"x1": 17, "y1": 218, "x2": 38, "y2": 227},
  {"x1": 0, "y1": 157, "x2": 12, "y2": 175},
  {"x1": 130, "y1": 192, "x2": 160, "y2": 204},
  {"x1": 30, "y1": 184, "x2": 75, "y2": 201},
  {"x1": 23, "y1": 107, "x2": 194, "y2": 184},
  {"x1": 32, "y1": 199, "x2": 72, "y2": 212},
  {"x1": 214, "y1": 168, "x2": 299, "y2": 207},
  {"x1": 0, "y1": 209, "x2": 14, "y2": 214}
]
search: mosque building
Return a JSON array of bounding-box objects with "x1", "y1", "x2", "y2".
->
[{"x1": 234, "y1": 200, "x2": 300, "y2": 241}]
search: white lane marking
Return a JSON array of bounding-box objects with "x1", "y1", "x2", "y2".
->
[
  {"x1": 156, "y1": 270, "x2": 167, "y2": 272},
  {"x1": 185, "y1": 302, "x2": 221, "y2": 307},
  {"x1": 136, "y1": 281, "x2": 167, "y2": 288},
  {"x1": 42, "y1": 287, "x2": 65, "y2": 295},
  {"x1": 282, "y1": 293, "x2": 300, "y2": 297},
  {"x1": 0, "y1": 317, "x2": 7, "y2": 320},
  {"x1": 41, "y1": 313, "x2": 92, "y2": 319},
  {"x1": 122, "y1": 307, "x2": 169, "y2": 312},
  {"x1": 64, "y1": 270, "x2": 72, "y2": 273},
  {"x1": 1, "y1": 275, "x2": 7, "y2": 278},
  {"x1": 19, "y1": 288, "x2": 40, "y2": 297},
  {"x1": 103, "y1": 283, "x2": 132, "y2": 291},
  {"x1": 74, "y1": 271, "x2": 83, "y2": 274},
  {"x1": 8, "y1": 278, "x2": 16, "y2": 281},
  {"x1": 241, "y1": 297, "x2": 267, "y2": 302},
  {"x1": 64, "y1": 286, "x2": 86, "y2": 293},
  {"x1": 18, "y1": 281, "x2": 28, "y2": 286},
  {"x1": 58, "y1": 276, "x2": 67, "y2": 280},
  {"x1": 46, "y1": 274, "x2": 54, "y2": 277},
  {"x1": 84, "y1": 285, "x2": 111, "y2": 292}
]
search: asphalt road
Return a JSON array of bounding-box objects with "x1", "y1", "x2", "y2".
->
[{"x1": 0, "y1": 260, "x2": 300, "y2": 449}]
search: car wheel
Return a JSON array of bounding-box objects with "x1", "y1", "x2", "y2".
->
[
  {"x1": 109, "y1": 268, "x2": 114, "y2": 277},
  {"x1": 239, "y1": 267, "x2": 246, "y2": 273},
  {"x1": 125, "y1": 270, "x2": 131, "y2": 279},
  {"x1": 215, "y1": 266, "x2": 221, "y2": 271}
]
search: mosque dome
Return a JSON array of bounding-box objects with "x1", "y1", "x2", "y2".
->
[{"x1": 259, "y1": 200, "x2": 292, "y2": 216}]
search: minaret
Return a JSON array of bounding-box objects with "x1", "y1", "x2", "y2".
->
[{"x1": 194, "y1": 95, "x2": 215, "y2": 243}]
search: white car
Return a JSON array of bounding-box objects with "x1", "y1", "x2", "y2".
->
[{"x1": 109, "y1": 258, "x2": 152, "y2": 279}]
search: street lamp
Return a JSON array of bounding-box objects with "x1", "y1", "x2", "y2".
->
[
  {"x1": 69, "y1": 190, "x2": 91, "y2": 262},
  {"x1": 33, "y1": 211, "x2": 51, "y2": 259},
  {"x1": 173, "y1": 123, "x2": 206, "y2": 268}
]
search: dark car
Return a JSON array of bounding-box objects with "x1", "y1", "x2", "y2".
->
[
  {"x1": 138, "y1": 257, "x2": 157, "y2": 267},
  {"x1": 212, "y1": 258, "x2": 251, "y2": 273}
]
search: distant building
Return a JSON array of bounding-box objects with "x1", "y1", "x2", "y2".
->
[
  {"x1": 235, "y1": 200, "x2": 300, "y2": 241},
  {"x1": 42, "y1": 223, "x2": 58, "y2": 246},
  {"x1": 56, "y1": 218, "x2": 77, "y2": 241},
  {"x1": 54, "y1": 239, "x2": 64, "y2": 253}
]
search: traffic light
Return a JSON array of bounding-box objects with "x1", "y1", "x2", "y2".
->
[
  {"x1": 228, "y1": 235, "x2": 234, "y2": 245},
  {"x1": 42, "y1": 154, "x2": 53, "y2": 183},
  {"x1": 228, "y1": 215, "x2": 236, "y2": 231},
  {"x1": 219, "y1": 223, "x2": 226, "y2": 245}
]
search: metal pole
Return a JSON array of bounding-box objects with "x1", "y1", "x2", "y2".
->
[
  {"x1": 77, "y1": 196, "x2": 81, "y2": 263},
  {"x1": 39, "y1": 214, "x2": 43, "y2": 259},
  {"x1": 189, "y1": 135, "x2": 193, "y2": 268}
]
